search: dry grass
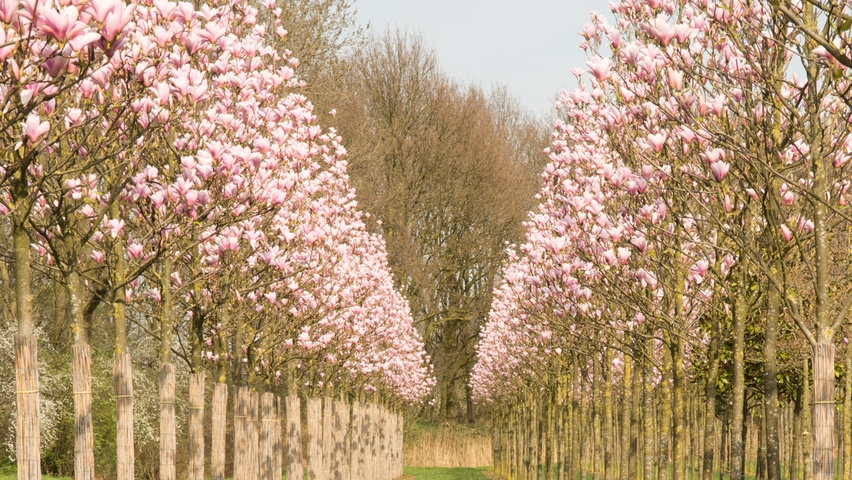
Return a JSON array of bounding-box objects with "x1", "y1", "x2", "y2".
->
[{"x1": 403, "y1": 422, "x2": 492, "y2": 468}]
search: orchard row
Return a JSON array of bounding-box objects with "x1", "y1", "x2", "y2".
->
[
  {"x1": 473, "y1": 2, "x2": 852, "y2": 480},
  {"x1": 2, "y1": 0, "x2": 432, "y2": 477}
]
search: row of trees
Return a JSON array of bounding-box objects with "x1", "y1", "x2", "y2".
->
[
  {"x1": 0, "y1": 0, "x2": 432, "y2": 476},
  {"x1": 473, "y1": 1, "x2": 852, "y2": 480},
  {"x1": 331, "y1": 31, "x2": 547, "y2": 421}
]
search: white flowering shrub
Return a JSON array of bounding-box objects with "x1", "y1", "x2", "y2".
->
[{"x1": 0, "y1": 323, "x2": 68, "y2": 464}]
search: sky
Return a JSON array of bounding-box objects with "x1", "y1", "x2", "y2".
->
[{"x1": 352, "y1": 0, "x2": 613, "y2": 117}]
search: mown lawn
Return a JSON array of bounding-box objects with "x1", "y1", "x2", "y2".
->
[
  {"x1": 403, "y1": 466, "x2": 491, "y2": 479},
  {"x1": 0, "y1": 465, "x2": 71, "y2": 480}
]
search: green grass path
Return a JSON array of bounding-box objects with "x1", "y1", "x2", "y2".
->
[{"x1": 403, "y1": 466, "x2": 491, "y2": 479}]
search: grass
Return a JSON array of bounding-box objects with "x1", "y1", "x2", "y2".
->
[
  {"x1": 404, "y1": 466, "x2": 492, "y2": 479},
  {"x1": 0, "y1": 464, "x2": 71, "y2": 480}
]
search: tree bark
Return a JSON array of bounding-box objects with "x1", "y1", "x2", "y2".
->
[
  {"x1": 730, "y1": 260, "x2": 748, "y2": 480},
  {"x1": 765, "y1": 287, "x2": 782, "y2": 480},
  {"x1": 659, "y1": 348, "x2": 672, "y2": 480},
  {"x1": 605, "y1": 351, "x2": 615, "y2": 480},
  {"x1": 643, "y1": 343, "x2": 655, "y2": 480},
  {"x1": 629, "y1": 351, "x2": 642, "y2": 480},
  {"x1": 702, "y1": 320, "x2": 721, "y2": 480},
  {"x1": 671, "y1": 338, "x2": 685, "y2": 480}
]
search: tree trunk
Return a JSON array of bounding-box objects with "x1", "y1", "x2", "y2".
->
[
  {"x1": 765, "y1": 287, "x2": 782, "y2": 480},
  {"x1": 72, "y1": 345, "x2": 94, "y2": 480},
  {"x1": 212, "y1": 383, "x2": 228, "y2": 480},
  {"x1": 792, "y1": 385, "x2": 802, "y2": 480},
  {"x1": 659, "y1": 348, "x2": 672, "y2": 480},
  {"x1": 15, "y1": 335, "x2": 41, "y2": 480},
  {"x1": 811, "y1": 343, "x2": 835, "y2": 480},
  {"x1": 235, "y1": 387, "x2": 247, "y2": 480},
  {"x1": 188, "y1": 372, "x2": 205, "y2": 480},
  {"x1": 352, "y1": 401, "x2": 365, "y2": 480},
  {"x1": 13, "y1": 218, "x2": 41, "y2": 480},
  {"x1": 286, "y1": 396, "x2": 303, "y2": 480},
  {"x1": 843, "y1": 347, "x2": 851, "y2": 480},
  {"x1": 159, "y1": 363, "x2": 176, "y2": 480},
  {"x1": 308, "y1": 397, "x2": 324, "y2": 480},
  {"x1": 260, "y1": 393, "x2": 277, "y2": 480},
  {"x1": 622, "y1": 356, "x2": 633, "y2": 480},
  {"x1": 323, "y1": 397, "x2": 333, "y2": 480},
  {"x1": 594, "y1": 357, "x2": 603, "y2": 480},
  {"x1": 630, "y1": 351, "x2": 642, "y2": 480},
  {"x1": 248, "y1": 391, "x2": 259, "y2": 480},
  {"x1": 332, "y1": 399, "x2": 349, "y2": 480},
  {"x1": 702, "y1": 319, "x2": 721, "y2": 480},
  {"x1": 114, "y1": 353, "x2": 134, "y2": 480},
  {"x1": 730, "y1": 261, "x2": 748, "y2": 480},
  {"x1": 671, "y1": 339, "x2": 685, "y2": 480},
  {"x1": 644, "y1": 342, "x2": 655, "y2": 480},
  {"x1": 605, "y1": 352, "x2": 615, "y2": 480},
  {"x1": 802, "y1": 357, "x2": 813, "y2": 480}
]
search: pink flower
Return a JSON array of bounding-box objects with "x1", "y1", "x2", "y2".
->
[
  {"x1": 0, "y1": 0, "x2": 18, "y2": 23},
  {"x1": 710, "y1": 161, "x2": 730, "y2": 182},
  {"x1": 586, "y1": 57, "x2": 612, "y2": 82},
  {"x1": 780, "y1": 224, "x2": 793, "y2": 242},
  {"x1": 127, "y1": 242, "x2": 143, "y2": 259},
  {"x1": 105, "y1": 218, "x2": 125, "y2": 238},
  {"x1": 22, "y1": 114, "x2": 49, "y2": 143},
  {"x1": 647, "y1": 132, "x2": 666, "y2": 153}
]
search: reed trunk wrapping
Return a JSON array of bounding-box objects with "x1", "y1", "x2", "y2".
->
[
  {"x1": 159, "y1": 363, "x2": 176, "y2": 480},
  {"x1": 332, "y1": 399, "x2": 349, "y2": 480},
  {"x1": 212, "y1": 383, "x2": 228, "y2": 480},
  {"x1": 114, "y1": 352, "x2": 134, "y2": 480},
  {"x1": 368, "y1": 403, "x2": 377, "y2": 480},
  {"x1": 307, "y1": 397, "x2": 324, "y2": 480},
  {"x1": 234, "y1": 387, "x2": 247, "y2": 480},
  {"x1": 323, "y1": 398, "x2": 333, "y2": 480},
  {"x1": 260, "y1": 393, "x2": 276, "y2": 480},
  {"x1": 286, "y1": 396, "x2": 303, "y2": 480},
  {"x1": 248, "y1": 391, "x2": 259, "y2": 480},
  {"x1": 72, "y1": 344, "x2": 94, "y2": 480},
  {"x1": 350, "y1": 401, "x2": 363, "y2": 480},
  {"x1": 188, "y1": 372, "x2": 205, "y2": 480},
  {"x1": 811, "y1": 344, "x2": 835, "y2": 480},
  {"x1": 275, "y1": 396, "x2": 282, "y2": 480},
  {"x1": 15, "y1": 335, "x2": 42, "y2": 480}
]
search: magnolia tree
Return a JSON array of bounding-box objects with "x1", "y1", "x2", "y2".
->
[
  {"x1": 1, "y1": 0, "x2": 433, "y2": 475},
  {"x1": 474, "y1": 1, "x2": 852, "y2": 480}
]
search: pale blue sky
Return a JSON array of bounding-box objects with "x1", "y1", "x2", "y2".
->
[{"x1": 353, "y1": 0, "x2": 613, "y2": 117}]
